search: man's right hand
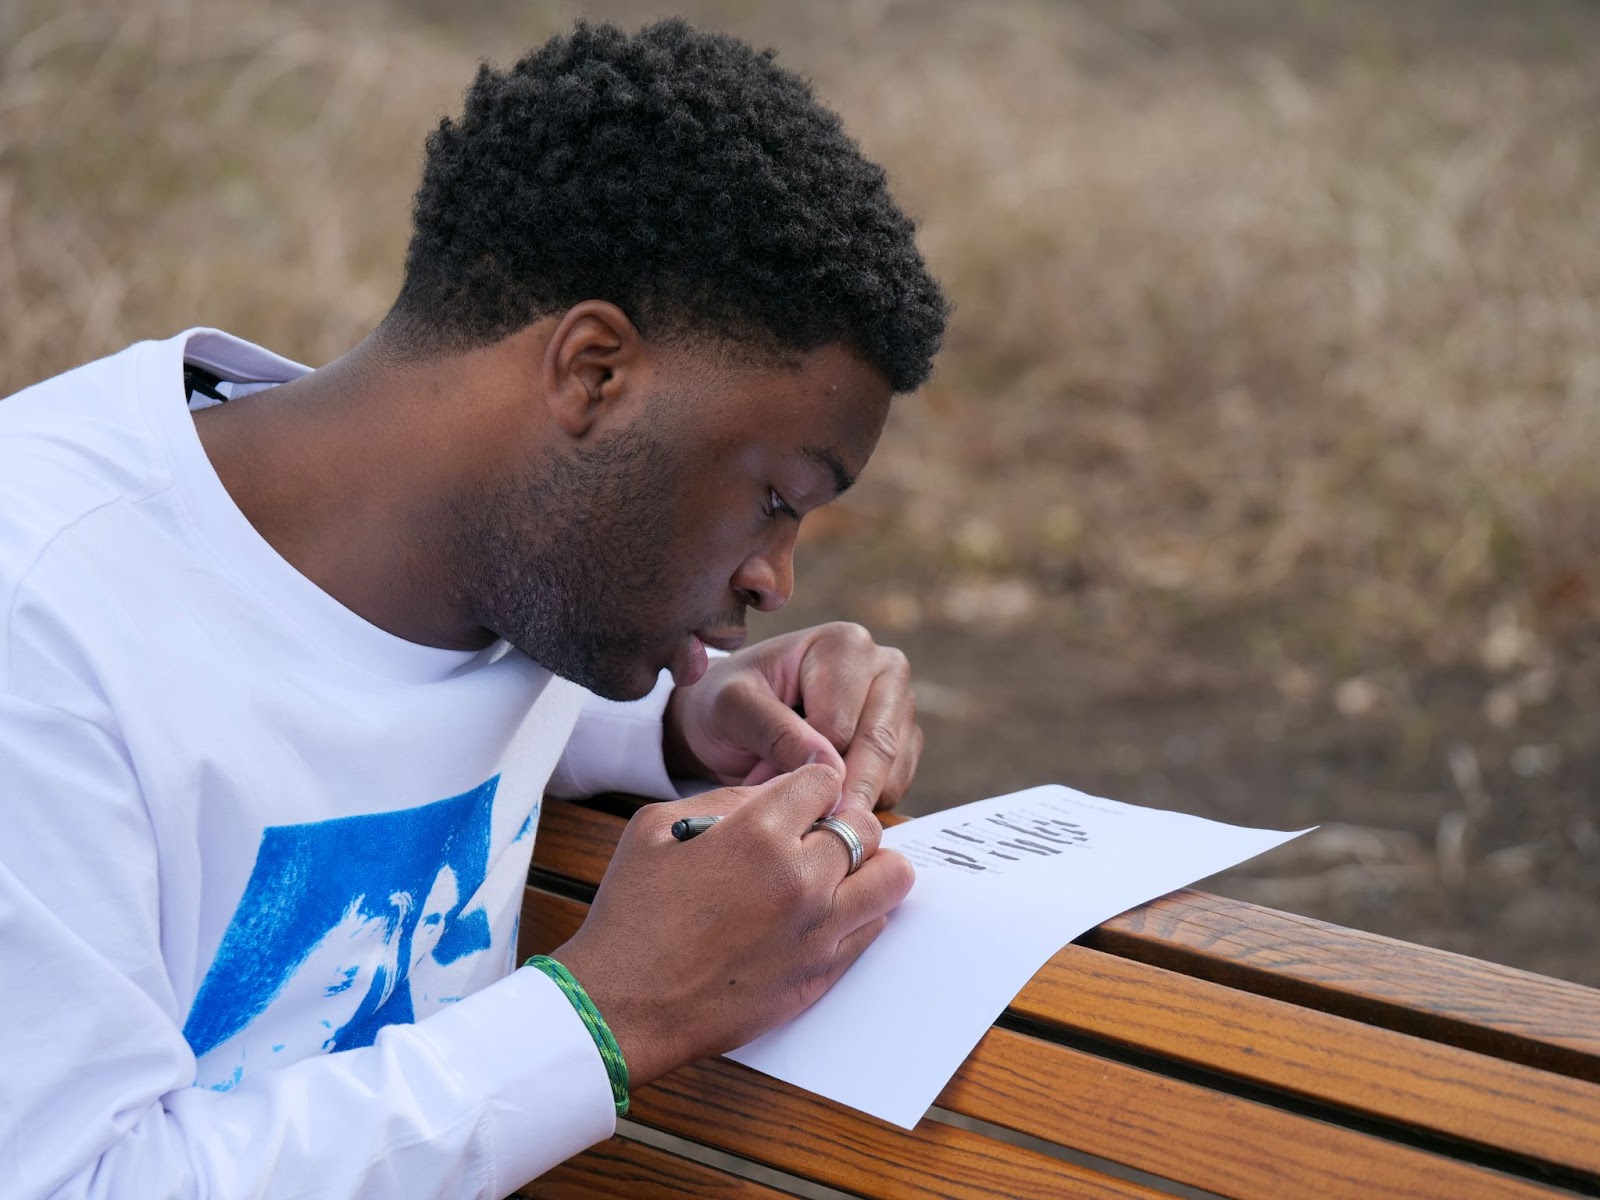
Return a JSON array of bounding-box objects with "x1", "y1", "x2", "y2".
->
[{"x1": 549, "y1": 763, "x2": 915, "y2": 1089}]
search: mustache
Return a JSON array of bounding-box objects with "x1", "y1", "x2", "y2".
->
[{"x1": 692, "y1": 607, "x2": 747, "y2": 637}]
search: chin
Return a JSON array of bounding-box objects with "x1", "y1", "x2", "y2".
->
[
  {"x1": 547, "y1": 652, "x2": 663, "y2": 703},
  {"x1": 582, "y1": 668, "x2": 663, "y2": 703},
  {"x1": 505, "y1": 627, "x2": 666, "y2": 702}
]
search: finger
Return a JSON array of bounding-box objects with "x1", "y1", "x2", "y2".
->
[
  {"x1": 800, "y1": 805, "x2": 883, "y2": 879},
  {"x1": 828, "y1": 846, "x2": 915, "y2": 930},
  {"x1": 633, "y1": 787, "x2": 757, "y2": 845},
  {"x1": 875, "y1": 722, "x2": 923, "y2": 812},
  {"x1": 741, "y1": 759, "x2": 779, "y2": 787},
  {"x1": 825, "y1": 913, "x2": 888, "y2": 986},
  {"x1": 737, "y1": 762, "x2": 845, "y2": 837},
  {"x1": 794, "y1": 628, "x2": 879, "y2": 755},
  {"x1": 720, "y1": 681, "x2": 845, "y2": 780},
  {"x1": 839, "y1": 667, "x2": 912, "y2": 812}
]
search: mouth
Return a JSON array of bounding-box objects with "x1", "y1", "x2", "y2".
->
[
  {"x1": 670, "y1": 633, "x2": 710, "y2": 687},
  {"x1": 668, "y1": 627, "x2": 746, "y2": 687},
  {"x1": 695, "y1": 628, "x2": 748, "y2": 654}
]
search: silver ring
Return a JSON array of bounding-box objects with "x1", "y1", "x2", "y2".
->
[{"x1": 810, "y1": 815, "x2": 864, "y2": 875}]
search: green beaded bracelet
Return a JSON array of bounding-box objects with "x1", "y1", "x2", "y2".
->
[{"x1": 524, "y1": 955, "x2": 630, "y2": 1116}]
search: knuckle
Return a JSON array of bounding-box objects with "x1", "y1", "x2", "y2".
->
[
  {"x1": 817, "y1": 712, "x2": 855, "y2": 749},
  {"x1": 858, "y1": 717, "x2": 900, "y2": 762},
  {"x1": 847, "y1": 778, "x2": 881, "y2": 810},
  {"x1": 748, "y1": 803, "x2": 789, "y2": 842},
  {"x1": 826, "y1": 620, "x2": 873, "y2": 649},
  {"x1": 716, "y1": 673, "x2": 762, "y2": 712},
  {"x1": 618, "y1": 809, "x2": 656, "y2": 846},
  {"x1": 767, "y1": 721, "x2": 810, "y2": 761},
  {"x1": 765, "y1": 857, "x2": 812, "y2": 908}
]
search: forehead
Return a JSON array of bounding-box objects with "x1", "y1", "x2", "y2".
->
[{"x1": 676, "y1": 342, "x2": 893, "y2": 477}]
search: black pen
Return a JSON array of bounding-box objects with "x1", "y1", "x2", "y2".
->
[{"x1": 670, "y1": 815, "x2": 722, "y2": 841}]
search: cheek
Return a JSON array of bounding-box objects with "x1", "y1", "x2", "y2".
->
[{"x1": 657, "y1": 504, "x2": 761, "y2": 602}]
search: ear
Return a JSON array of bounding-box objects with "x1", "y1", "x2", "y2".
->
[{"x1": 542, "y1": 301, "x2": 646, "y2": 438}]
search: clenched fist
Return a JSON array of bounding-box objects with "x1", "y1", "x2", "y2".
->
[
  {"x1": 551, "y1": 763, "x2": 915, "y2": 1087},
  {"x1": 663, "y1": 622, "x2": 922, "y2": 812}
]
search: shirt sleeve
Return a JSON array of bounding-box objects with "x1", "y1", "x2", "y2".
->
[
  {"x1": 547, "y1": 652, "x2": 729, "y2": 801},
  {"x1": 0, "y1": 694, "x2": 616, "y2": 1200},
  {"x1": 547, "y1": 668, "x2": 680, "y2": 800}
]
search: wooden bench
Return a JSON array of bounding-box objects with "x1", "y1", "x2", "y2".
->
[{"x1": 516, "y1": 796, "x2": 1600, "y2": 1199}]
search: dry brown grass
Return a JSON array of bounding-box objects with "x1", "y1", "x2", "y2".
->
[
  {"x1": 8, "y1": 0, "x2": 1596, "y2": 675},
  {"x1": 810, "y1": 3, "x2": 1600, "y2": 676},
  {"x1": 0, "y1": 0, "x2": 538, "y2": 373},
  {"x1": 5, "y1": 0, "x2": 1599, "y2": 728}
]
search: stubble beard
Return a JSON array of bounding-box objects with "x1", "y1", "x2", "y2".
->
[{"x1": 460, "y1": 424, "x2": 683, "y2": 700}]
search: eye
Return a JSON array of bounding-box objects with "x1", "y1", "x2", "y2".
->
[{"x1": 764, "y1": 487, "x2": 799, "y2": 521}]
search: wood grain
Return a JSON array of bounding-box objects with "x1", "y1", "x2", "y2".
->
[
  {"x1": 1011, "y1": 943, "x2": 1600, "y2": 1177},
  {"x1": 517, "y1": 882, "x2": 1170, "y2": 1197},
  {"x1": 936, "y1": 1024, "x2": 1578, "y2": 1200},
  {"x1": 520, "y1": 882, "x2": 1585, "y2": 1199},
  {"x1": 518, "y1": 889, "x2": 586, "y2": 962},
  {"x1": 629, "y1": 1056, "x2": 1175, "y2": 1200},
  {"x1": 1084, "y1": 889, "x2": 1600, "y2": 1081},
  {"x1": 530, "y1": 799, "x2": 624, "y2": 889},
  {"x1": 535, "y1": 797, "x2": 1600, "y2": 1082},
  {"x1": 515, "y1": 1135, "x2": 797, "y2": 1198},
  {"x1": 523, "y1": 797, "x2": 1600, "y2": 1196}
]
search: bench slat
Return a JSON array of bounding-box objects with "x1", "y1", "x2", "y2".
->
[
  {"x1": 940, "y1": 1022, "x2": 1581, "y2": 1200},
  {"x1": 1013, "y1": 944, "x2": 1600, "y2": 1178},
  {"x1": 545, "y1": 798, "x2": 1600, "y2": 1082},
  {"x1": 522, "y1": 888, "x2": 1581, "y2": 1200},
  {"x1": 535, "y1": 799, "x2": 1600, "y2": 1083},
  {"x1": 517, "y1": 889, "x2": 586, "y2": 961},
  {"x1": 531, "y1": 799, "x2": 625, "y2": 887},
  {"x1": 516, "y1": 1135, "x2": 798, "y2": 1198},
  {"x1": 520, "y1": 892, "x2": 1164, "y2": 1198},
  {"x1": 526, "y1": 799, "x2": 1598, "y2": 1196},
  {"x1": 633, "y1": 1056, "x2": 1177, "y2": 1200},
  {"x1": 1084, "y1": 889, "x2": 1600, "y2": 1082}
]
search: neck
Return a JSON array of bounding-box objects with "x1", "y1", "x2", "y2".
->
[{"x1": 192, "y1": 332, "x2": 503, "y2": 650}]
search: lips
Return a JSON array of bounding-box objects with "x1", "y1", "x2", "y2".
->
[
  {"x1": 673, "y1": 633, "x2": 709, "y2": 687},
  {"x1": 695, "y1": 629, "x2": 748, "y2": 653},
  {"x1": 669, "y1": 628, "x2": 746, "y2": 687}
]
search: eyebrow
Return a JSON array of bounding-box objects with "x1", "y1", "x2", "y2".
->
[{"x1": 801, "y1": 445, "x2": 856, "y2": 497}]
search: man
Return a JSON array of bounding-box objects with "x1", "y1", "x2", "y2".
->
[{"x1": 0, "y1": 17, "x2": 948, "y2": 1200}]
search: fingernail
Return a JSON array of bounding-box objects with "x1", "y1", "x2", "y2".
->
[{"x1": 803, "y1": 750, "x2": 822, "y2": 766}]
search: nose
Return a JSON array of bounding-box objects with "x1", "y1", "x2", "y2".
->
[{"x1": 732, "y1": 534, "x2": 796, "y2": 613}]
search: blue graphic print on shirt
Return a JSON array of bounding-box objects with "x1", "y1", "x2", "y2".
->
[{"x1": 183, "y1": 778, "x2": 504, "y2": 1085}]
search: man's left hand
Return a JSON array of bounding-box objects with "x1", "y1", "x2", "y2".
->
[{"x1": 663, "y1": 622, "x2": 921, "y2": 812}]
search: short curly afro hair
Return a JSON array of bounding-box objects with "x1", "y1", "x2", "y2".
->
[{"x1": 388, "y1": 19, "x2": 948, "y2": 393}]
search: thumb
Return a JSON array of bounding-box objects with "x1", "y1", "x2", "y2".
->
[{"x1": 726, "y1": 685, "x2": 846, "y2": 782}]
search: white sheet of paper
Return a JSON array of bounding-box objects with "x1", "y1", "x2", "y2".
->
[{"x1": 727, "y1": 784, "x2": 1312, "y2": 1129}]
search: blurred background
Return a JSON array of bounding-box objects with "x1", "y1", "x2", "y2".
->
[{"x1": 3, "y1": 0, "x2": 1596, "y2": 983}]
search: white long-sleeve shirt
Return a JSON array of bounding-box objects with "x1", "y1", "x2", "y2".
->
[{"x1": 0, "y1": 330, "x2": 682, "y2": 1199}]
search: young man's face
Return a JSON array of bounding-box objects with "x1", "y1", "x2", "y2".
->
[{"x1": 462, "y1": 342, "x2": 893, "y2": 700}]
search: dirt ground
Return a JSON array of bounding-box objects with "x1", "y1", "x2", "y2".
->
[{"x1": 764, "y1": 549, "x2": 1600, "y2": 987}]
